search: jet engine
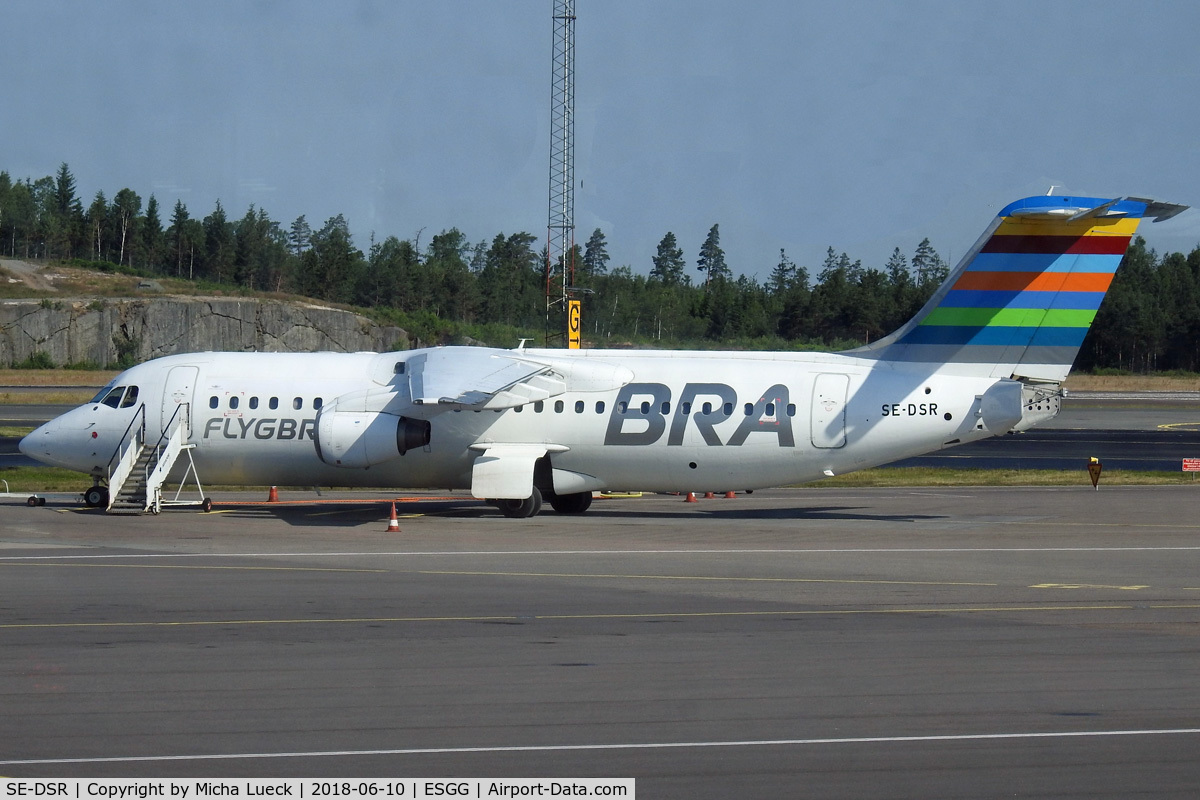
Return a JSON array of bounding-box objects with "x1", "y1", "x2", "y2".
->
[{"x1": 315, "y1": 411, "x2": 431, "y2": 468}]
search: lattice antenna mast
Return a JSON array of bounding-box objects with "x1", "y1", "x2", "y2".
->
[{"x1": 546, "y1": 0, "x2": 576, "y2": 345}]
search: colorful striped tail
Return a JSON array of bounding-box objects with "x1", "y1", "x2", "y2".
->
[{"x1": 857, "y1": 195, "x2": 1187, "y2": 382}]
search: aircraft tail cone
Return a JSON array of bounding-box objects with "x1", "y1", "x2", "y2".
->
[
  {"x1": 386, "y1": 502, "x2": 400, "y2": 532},
  {"x1": 724, "y1": 491, "x2": 736, "y2": 499},
  {"x1": 685, "y1": 492, "x2": 698, "y2": 503},
  {"x1": 267, "y1": 485, "x2": 278, "y2": 503}
]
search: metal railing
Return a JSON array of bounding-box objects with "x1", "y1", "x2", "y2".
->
[
  {"x1": 106, "y1": 404, "x2": 147, "y2": 511},
  {"x1": 144, "y1": 402, "x2": 191, "y2": 513}
]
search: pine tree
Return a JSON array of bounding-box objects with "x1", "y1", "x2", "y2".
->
[
  {"x1": 768, "y1": 248, "x2": 795, "y2": 295},
  {"x1": 288, "y1": 215, "x2": 312, "y2": 257},
  {"x1": 696, "y1": 223, "x2": 729, "y2": 286},
  {"x1": 650, "y1": 232, "x2": 685, "y2": 286},
  {"x1": 169, "y1": 200, "x2": 189, "y2": 276},
  {"x1": 581, "y1": 228, "x2": 610, "y2": 279},
  {"x1": 141, "y1": 195, "x2": 163, "y2": 271}
]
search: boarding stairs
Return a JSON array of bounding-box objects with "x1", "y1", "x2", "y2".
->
[{"x1": 106, "y1": 403, "x2": 206, "y2": 514}]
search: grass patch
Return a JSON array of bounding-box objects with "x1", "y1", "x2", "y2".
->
[
  {"x1": 0, "y1": 426, "x2": 35, "y2": 437},
  {"x1": 1064, "y1": 373, "x2": 1200, "y2": 392},
  {"x1": 0, "y1": 466, "x2": 89, "y2": 493},
  {"x1": 808, "y1": 467, "x2": 1200, "y2": 487},
  {"x1": 0, "y1": 389, "x2": 97, "y2": 405},
  {"x1": 0, "y1": 368, "x2": 116, "y2": 385}
]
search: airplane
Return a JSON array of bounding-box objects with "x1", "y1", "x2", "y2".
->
[{"x1": 18, "y1": 193, "x2": 1187, "y2": 516}]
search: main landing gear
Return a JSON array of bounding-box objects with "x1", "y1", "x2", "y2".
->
[
  {"x1": 492, "y1": 488, "x2": 594, "y2": 518},
  {"x1": 497, "y1": 486, "x2": 543, "y2": 519}
]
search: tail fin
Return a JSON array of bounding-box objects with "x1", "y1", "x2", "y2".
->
[{"x1": 856, "y1": 195, "x2": 1187, "y2": 382}]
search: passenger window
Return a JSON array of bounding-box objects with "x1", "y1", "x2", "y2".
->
[
  {"x1": 249, "y1": 396, "x2": 259, "y2": 410},
  {"x1": 514, "y1": 405, "x2": 524, "y2": 413},
  {"x1": 640, "y1": 401, "x2": 650, "y2": 415},
  {"x1": 744, "y1": 403, "x2": 754, "y2": 416},
  {"x1": 555, "y1": 400, "x2": 564, "y2": 413},
  {"x1": 229, "y1": 396, "x2": 239, "y2": 409},
  {"x1": 787, "y1": 403, "x2": 796, "y2": 417},
  {"x1": 209, "y1": 396, "x2": 219, "y2": 409},
  {"x1": 101, "y1": 386, "x2": 125, "y2": 408},
  {"x1": 682, "y1": 401, "x2": 692, "y2": 415},
  {"x1": 702, "y1": 402, "x2": 713, "y2": 415},
  {"x1": 269, "y1": 397, "x2": 279, "y2": 410},
  {"x1": 314, "y1": 397, "x2": 323, "y2": 409},
  {"x1": 293, "y1": 397, "x2": 302, "y2": 410},
  {"x1": 766, "y1": 403, "x2": 775, "y2": 416},
  {"x1": 534, "y1": 401, "x2": 544, "y2": 413},
  {"x1": 661, "y1": 401, "x2": 670, "y2": 414},
  {"x1": 120, "y1": 386, "x2": 139, "y2": 408},
  {"x1": 617, "y1": 401, "x2": 628, "y2": 414},
  {"x1": 394, "y1": 362, "x2": 406, "y2": 375},
  {"x1": 575, "y1": 400, "x2": 584, "y2": 413},
  {"x1": 595, "y1": 401, "x2": 605, "y2": 413},
  {"x1": 723, "y1": 402, "x2": 733, "y2": 416}
]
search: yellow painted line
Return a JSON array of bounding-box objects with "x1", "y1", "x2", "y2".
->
[
  {"x1": 420, "y1": 569, "x2": 997, "y2": 587},
  {"x1": 0, "y1": 562, "x2": 386, "y2": 574},
  {"x1": 1157, "y1": 422, "x2": 1200, "y2": 430},
  {"x1": 0, "y1": 604, "x2": 1154, "y2": 630},
  {"x1": 1030, "y1": 583, "x2": 1149, "y2": 591}
]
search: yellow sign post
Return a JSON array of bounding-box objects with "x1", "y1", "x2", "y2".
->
[
  {"x1": 1087, "y1": 457, "x2": 1102, "y2": 490},
  {"x1": 568, "y1": 299, "x2": 581, "y2": 349}
]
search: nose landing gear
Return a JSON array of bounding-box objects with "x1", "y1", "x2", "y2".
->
[{"x1": 83, "y1": 485, "x2": 109, "y2": 508}]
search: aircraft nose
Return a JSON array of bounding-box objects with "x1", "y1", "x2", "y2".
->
[
  {"x1": 18, "y1": 416, "x2": 99, "y2": 471},
  {"x1": 19, "y1": 421, "x2": 54, "y2": 459}
]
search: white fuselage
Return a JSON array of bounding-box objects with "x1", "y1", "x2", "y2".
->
[{"x1": 21, "y1": 347, "x2": 1022, "y2": 494}]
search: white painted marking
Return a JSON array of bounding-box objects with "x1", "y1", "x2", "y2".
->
[
  {"x1": 5, "y1": 545, "x2": 1200, "y2": 562},
  {"x1": 3, "y1": 728, "x2": 1199, "y2": 766}
]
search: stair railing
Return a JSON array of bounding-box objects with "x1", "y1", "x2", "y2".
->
[
  {"x1": 106, "y1": 404, "x2": 147, "y2": 511},
  {"x1": 144, "y1": 402, "x2": 190, "y2": 513}
]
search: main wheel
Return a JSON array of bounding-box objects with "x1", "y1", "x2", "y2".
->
[
  {"x1": 499, "y1": 486, "x2": 543, "y2": 518},
  {"x1": 549, "y1": 491, "x2": 593, "y2": 514},
  {"x1": 84, "y1": 486, "x2": 108, "y2": 507}
]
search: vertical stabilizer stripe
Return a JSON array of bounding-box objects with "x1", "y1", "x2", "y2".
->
[
  {"x1": 950, "y1": 272, "x2": 1115, "y2": 293},
  {"x1": 981, "y1": 235, "x2": 1131, "y2": 255}
]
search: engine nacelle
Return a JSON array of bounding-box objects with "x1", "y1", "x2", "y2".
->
[{"x1": 315, "y1": 411, "x2": 431, "y2": 468}]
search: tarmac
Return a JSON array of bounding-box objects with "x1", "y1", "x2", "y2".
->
[{"x1": 2, "y1": 486, "x2": 1200, "y2": 797}]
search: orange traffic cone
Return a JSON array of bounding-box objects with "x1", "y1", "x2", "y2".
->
[
  {"x1": 704, "y1": 491, "x2": 715, "y2": 499},
  {"x1": 684, "y1": 492, "x2": 698, "y2": 503},
  {"x1": 267, "y1": 485, "x2": 278, "y2": 502},
  {"x1": 386, "y1": 502, "x2": 400, "y2": 532},
  {"x1": 724, "y1": 491, "x2": 736, "y2": 499}
]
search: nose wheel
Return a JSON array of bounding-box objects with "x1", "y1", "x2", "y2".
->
[{"x1": 83, "y1": 485, "x2": 109, "y2": 508}]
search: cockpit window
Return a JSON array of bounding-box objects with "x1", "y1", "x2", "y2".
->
[
  {"x1": 100, "y1": 386, "x2": 126, "y2": 409},
  {"x1": 90, "y1": 381, "x2": 118, "y2": 404},
  {"x1": 119, "y1": 386, "x2": 139, "y2": 408}
]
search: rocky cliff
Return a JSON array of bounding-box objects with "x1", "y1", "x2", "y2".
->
[{"x1": 0, "y1": 297, "x2": 409, "y2": 367}]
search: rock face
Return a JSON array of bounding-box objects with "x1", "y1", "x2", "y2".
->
[{"x1": 0, "y1": 297, "x2": 409, "y2": 367}]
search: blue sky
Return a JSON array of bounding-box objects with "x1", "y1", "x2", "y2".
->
[{"x1": 5, "y1": 0, "x2": 1199, "y2": 282}]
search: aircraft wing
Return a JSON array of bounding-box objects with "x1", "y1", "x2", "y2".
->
[{"x1": 407, "y1": 347, "x2": 566, "y2": 410}]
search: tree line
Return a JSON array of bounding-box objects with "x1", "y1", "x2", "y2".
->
[{"x1": 2, "y1": 163, "x2": 1197, "y2": 372}]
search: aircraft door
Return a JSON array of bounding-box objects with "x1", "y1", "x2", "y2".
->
[
  {"x1": 162, "y1": 365, "x2": 199, "y2": 436},
  {"x1": 810, "y1": 373, "x2": 848, "y2": 448}
]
